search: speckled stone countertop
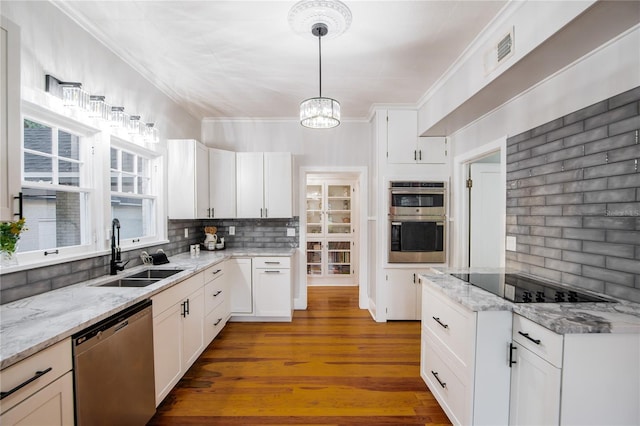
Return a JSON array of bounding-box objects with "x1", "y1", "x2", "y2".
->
[
  {"x1": 0, "y1": 248, "x2": 295, "y2": 370},
  {"x1": 420, "y1": 267, "x2": 640, "y2": 335}
]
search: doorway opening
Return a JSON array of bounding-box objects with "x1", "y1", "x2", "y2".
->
[{"x1": 452, "y1": 137, "x2": 506, "y2": 268}]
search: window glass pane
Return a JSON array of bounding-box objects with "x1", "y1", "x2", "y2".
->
[
  {"x1": 111, "y1": 172, "x2": 119, "y2": 192},
  {"x1": 23, "y1": 153, "x2": 52, "y2": 183},
  {"x1": 122, "y1": 152, "x2": 134, "y2": 173},
  {"x1": 110, "y1": 148, "x2": 118, "y2": 170},
  {"x1": 23, "y1": 120, "x2": 52, "y2": 153},
  {"x1": 137, "y1": 157, "x2": 149, "y2": 177},
  {"x1": 58, "y1": 131, "x2": 80, "y2": 160},
  {"x1": 122, "y1": 175, "x2": 135, "y2": 193},
  {"x1": 138, "y1": 177, "x2": 150, "y2": 195},
  {"x1": 58, "y1": 160, "x2": 80, "y2": 186},
  {"x1": 111, "y1": 196, "x2": 154, "y2": 239},
  {"x1": 19, "y1": 188, "x2": 85, "y2": 252}
]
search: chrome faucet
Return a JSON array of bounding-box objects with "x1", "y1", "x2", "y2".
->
[{"x1": 110, "y1": 218, "x2": 129, "y2": 275}]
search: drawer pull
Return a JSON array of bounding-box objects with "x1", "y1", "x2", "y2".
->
[
  {"x1": 214, "y1": 318, "x2": 223, "y2": 326},
  {"x1": 265, "y1": 270, "x2": 281, "y2": 274},
  {"x1": 518, "y1": 331, "x2": 541, "y2": 345},
  {"x1": 0, "y1": 367, "x2": 53, "y2": 400},
  {"x1": 509, "y1": 343, "x2": 517, "y2": 367},
  {"x1": 211, "y1": 269, "x2": 222, "y2": 275},
  {"x1": 432, "y1": 316, "x2": 449, "y2": 329},
  {"x1": 213, "y1": 290, "x2": 222, "y2": 297},
  {"x1": 431, "y1": 371, "x2": 446, "y2": 389},
  {"x1": 265, "y1": 261, "x2": 281, "y2": 265}
]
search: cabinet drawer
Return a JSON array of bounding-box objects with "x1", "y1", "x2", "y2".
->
[
  {"x1": 0, "y1": 339, "x2": 72, "y2": 415},
  {"x1": 204, "y1": 303, "x2": 227, "y2": 344},
  {"x1": 205, "y1": 278, "x2": 226, "y2": 314},
  {"x1": 423, "y1": 287, "x2": 475, "y2": 369},
  {"x1": 512, "y1": 314, "x2": 563, "y2": 368},
  {"x1": 152, "y1": 272, "x2": 204, "y2": 316},
  {"x1": 253, "y1": 257, "x2": 290, "y2": 269},
  {"x1": 203, "y1": 262, "x2": 225, "y2": 284},
  {"x1": 421, "y1": 331, "x2": 469, "y2": 426}
]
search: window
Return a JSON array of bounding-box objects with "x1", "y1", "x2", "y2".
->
[
  {"x1": 110, "y1": 145, "x2": 157, "y2": 242},
  {"x1": 19, "y1": 119, "x2": 91, "y2": 253}
]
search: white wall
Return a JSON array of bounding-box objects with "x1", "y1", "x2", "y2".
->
[{"x1": 1, "y1": 1, "x2": 200, "y2": 140}]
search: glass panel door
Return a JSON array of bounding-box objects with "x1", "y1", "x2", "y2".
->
[
  {"x1": 327, "y1": 240, "x2": 351, "y2": 276},
  {"x1": 306, "y1": 184, "x2": 323, "y2": 234},
  {"x1": 326, "y1": 184, "x2": 351, "y2": 235},
  {"x1": 306, "y1": 240, "x2": 323, "y2": 275}
]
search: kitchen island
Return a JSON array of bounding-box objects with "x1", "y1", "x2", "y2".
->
[{"x1": 420, "y1": 268, "x2": 640, "y2": 426}]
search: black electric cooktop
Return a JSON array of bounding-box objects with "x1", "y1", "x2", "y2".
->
[{"x1": 450, "y1": 273, "x2": 611, "y2": 303}]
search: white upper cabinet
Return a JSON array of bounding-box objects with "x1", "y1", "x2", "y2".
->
[
  {"x1": 387, "y1": 110, "x2": 447, "y2": 164},
  {"x1": 167, "y1": 139, "x2": 210, "y2": 219},
  {"x1": 209, "y1": 148, "x2": 236, "y2": 218},
  {"x1": 236, "y1": 152, "x2": 292, "y2": 219},
  {"x1": 0, "y1": 18, "x2": 21, "y2": 222}
]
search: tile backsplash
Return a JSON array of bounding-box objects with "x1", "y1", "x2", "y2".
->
[
  {"x1": 506, "y1": 86, "x2": 640, "y2": 303},
  {"x1": 0, "y1": 218, "x2": 298, "y2": 304}
]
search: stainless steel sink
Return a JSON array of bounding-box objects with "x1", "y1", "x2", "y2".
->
[
  {"x1": 127, "y1": 269, "x2": 184, "y2": 279},
  {"x1": 99, "y1": 278, "x2": 160, "y2": 288},
  {"x1": 97, "y1": 268, "x2": 184, "y2": 287}
]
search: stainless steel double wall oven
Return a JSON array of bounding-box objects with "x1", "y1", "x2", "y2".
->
[{"x1": 389, "y1": 181, "x2": 446, "y2": 263}]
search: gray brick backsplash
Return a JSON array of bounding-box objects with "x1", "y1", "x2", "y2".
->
[
  {"x1": 608, "y1": 86, "x2": 640, "y2": 109},
  {"x1": 1, "y1": 217, "x2": 299, "y2": 304},
  {"x1": 205, "y1": 98, "x2": 640, "y2": 301},
  {"x1": 562, "y1": 126, "x2": 608, "y2": 147},
  {"x1": 562, "y1": 250, "x2": 605, "y2": 268},
  {"x1": 583, "y1": 241, "x2": 635, "y2": 259}
]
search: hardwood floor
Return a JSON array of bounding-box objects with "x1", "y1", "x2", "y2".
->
[{"x1": 148, "y1": 286, "x2": 451, "y2": 426}]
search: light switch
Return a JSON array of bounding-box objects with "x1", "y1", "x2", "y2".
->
[
  {"x1": 229, "y1": 226, "x2": 235, "y2": 235},
  {"x1": 506, "y1": 236, "x2": 516, "y2": 251},
  {"x1": 287, "y1": 228, "x2": 296, "y2": 237},
  {"x1": 184, "y1": 228, "x2": 188, "y2": 238}
]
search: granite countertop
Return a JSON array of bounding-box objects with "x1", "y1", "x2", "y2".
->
[
  {"x1": 420, "y1": 267, "x2": 640, "y2": 335},
  {"x1": 0, "y1": 248, "x2": 295, "y2": 370}
]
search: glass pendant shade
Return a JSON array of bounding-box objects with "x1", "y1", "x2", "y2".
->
[{"x1": 300, "y1": 97, "x2": 340, "y2": 128}]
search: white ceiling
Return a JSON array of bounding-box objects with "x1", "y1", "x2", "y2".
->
[{"x1": 55, "y1": 0, "x2": 507, "y2": 121}]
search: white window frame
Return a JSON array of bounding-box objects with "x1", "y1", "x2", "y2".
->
[
  {"x1": 109, "y1": 136, "x2": 163, "y2": 250},
  {"x1": 17, "y1": 101, "x2": 101, "y2": 265}
]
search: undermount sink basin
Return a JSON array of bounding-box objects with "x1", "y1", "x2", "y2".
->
[
  {"x1": 99, "y1": 278, "x2": 160, "y2": 288},
  {"x1": 97, "y1": 268, "x2": 184, "y2": 287},
  {"x1": 127, "y1": 269, "x2": 184, "y2": 279}
]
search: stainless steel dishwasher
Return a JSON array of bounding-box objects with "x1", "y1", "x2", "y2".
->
[{"x1": 73, "y1": 299, "x2": 155, "y2": 426}]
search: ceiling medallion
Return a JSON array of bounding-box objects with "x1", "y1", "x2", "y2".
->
[{"x1": 288, "y1": 0, "x2": 352, "y2": 40}]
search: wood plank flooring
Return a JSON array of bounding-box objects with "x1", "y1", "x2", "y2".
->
[{"x1": 148, "y1": 286, "x2": 451, "y2": 426}]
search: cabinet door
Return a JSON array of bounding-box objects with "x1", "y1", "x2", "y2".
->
[
  {"x1": 386, "y1": 269, "x2": 420, "y2": 320},
  {"x1": 0, "y1": 18, "x2": 21, "y2": 222},
  {"x1": 228, "y1": 258, "x2": 253, "y2": 314},
  {"x1": 386, "y1": 110, "x2": 418, "y2": 164},
  {"x1": 326, "y1": 184, "x2": 351, "y2": 235},
  {"x1": 509, "y1": 341, "x2": 561, "y2": 426},
  {"x1": 254, "y1": 268, "x2": 291, "y2": 317},
  {"x1": 264, "y1": 152, "x2": 292, "y2": 218},
  {"x1": 306, "y1": 184, "x2": 323, "y2": 235},
  {"x1": 153, "y1": 303, "x2": 183, "y2": 406},
  {"x1": 236, "y1": 152, "x2": 264, "y2": 218},
  {"x1": 416, "y1": 137, "x2": 447, "y2": 164},
  {"x1": 0, "y1": 372, "x2": 74, "y2": 426},
  {"x1": 182, "y1": 287, "x2": 205, "y2": 369},
  {"x1": 209, "y1": 148, "x2": 236, "y2": 218},
  {"x1": 195, "y1": 143, "x2": 211, "y2": 218}
]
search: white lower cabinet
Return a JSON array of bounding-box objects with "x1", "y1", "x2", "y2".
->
[
  {"x1": 230, "y1": 256, "x2": 293, "y2": 322},
  {"x1": 0, "y1": 339, "x2": 74, "y2": 426},
  {"x1": 203, "y1": 261, "x2": 230, "y2": 344},
  {"x1": 509, "y1": 314, "x2": 640, "y2": 426},
  {"x1": 152, "y1": 272, "x2": 205, "y2": 406},
  {"x1": 228, "y1": 258, "x2": 253, "y2": 314},
  {"x1": 386, "y1": 269, "x2": 427, "y2": 320},
  {"x1": 253, "y1": 257, "x2": 292, "y2": 319},
  {"x1": 420, "y1": 280, "x2": 511, "y2": 426}
]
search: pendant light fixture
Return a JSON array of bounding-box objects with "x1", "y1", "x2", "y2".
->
[
  {"x1": 289, "y1": 0, "x2": 352, "y2": 129},
  {"x1": 300, "y1": 23, "x2": 340, "y2": 128}
]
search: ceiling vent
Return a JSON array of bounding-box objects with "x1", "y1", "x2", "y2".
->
[{"x1": 484, "y1": 27, "x2": 514, "y2": 75}]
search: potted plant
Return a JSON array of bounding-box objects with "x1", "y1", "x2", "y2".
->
[{"x1": 0, "y1": 218, "x2": 27, "y2": 266}]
